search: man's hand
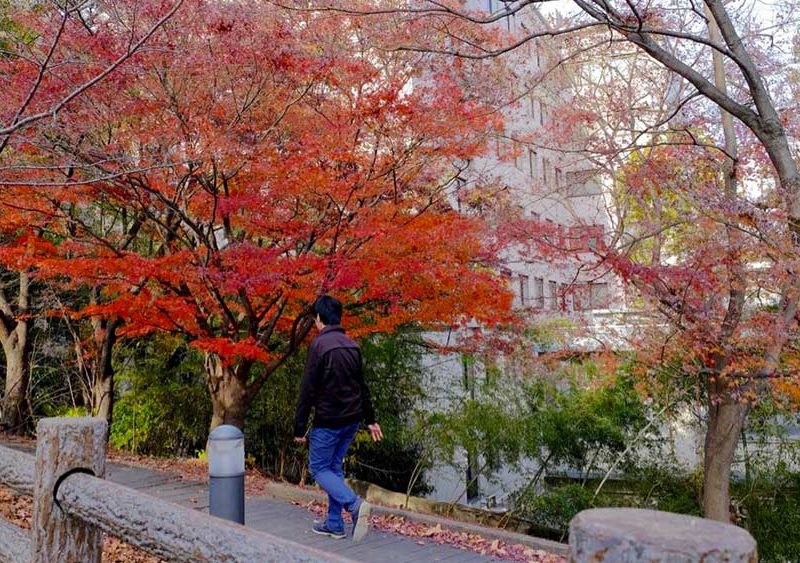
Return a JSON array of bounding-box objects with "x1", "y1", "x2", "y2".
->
[
  {"x1": 294, "y1": 436, "x2": 307, "y2": 445},
  {"x1": 367, "y1": 423, "x2": 384, "y2": 442}
]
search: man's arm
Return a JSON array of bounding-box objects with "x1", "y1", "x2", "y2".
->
[{"x1": 293, "y1": 343, "x2": 321, "y2": 439}]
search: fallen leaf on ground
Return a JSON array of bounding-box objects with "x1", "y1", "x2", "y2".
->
[{"x1": 300, "y1": 501, "x2": 566, "y2": 562}]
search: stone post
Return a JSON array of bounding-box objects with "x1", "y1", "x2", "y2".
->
[
  {"x1": 31, "y1": 417, "x2": 107, "y2": 563},
  {"x1": 569, "y1": 508, "x2": 757, "y2": 562}
]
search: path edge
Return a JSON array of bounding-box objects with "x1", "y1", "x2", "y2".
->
[{"x1": 260, "y1": 480, "x2": 570, "y2": 557}]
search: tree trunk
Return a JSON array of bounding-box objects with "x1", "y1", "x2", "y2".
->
[
  {"x1": 206, "y1": 354, "x2": 251, "y2": 431},
  {"x1": 0, "y1": 322, "x2": 31, "y2": 434},
  {"x1": 702, "y1": 390, "x2": 748, "y2": 522},
  {"x1": 88, "y1": 317, "x2": 119, "y2": 429},
  {"x1": 700, "y1": 10, "x2": 749, "y2": 523},
  {"x1": 91, "y1": 370, "x2": 114, "y2": 424}
]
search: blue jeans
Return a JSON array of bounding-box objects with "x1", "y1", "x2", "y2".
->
[{"x1": 309, "y1": 422, "x2": 360, "y2": 533}]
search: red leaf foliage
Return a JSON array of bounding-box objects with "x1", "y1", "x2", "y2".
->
[{"x1": 0, "y1": 0, "x2": 519, "y2": 372}]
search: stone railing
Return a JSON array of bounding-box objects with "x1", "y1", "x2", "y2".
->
[{"x1": 0, "y1": 417, "x2": 350, "y2": 563}]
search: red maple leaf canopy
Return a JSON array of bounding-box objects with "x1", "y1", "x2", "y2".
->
[{"x1": 0, "y1": 0, "x2": 515, "y2": 373}]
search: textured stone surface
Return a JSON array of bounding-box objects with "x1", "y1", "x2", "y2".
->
[
  {"x1": 57, "y1": 473, "x2": 351, "y2": 562},
  {"x1": 0, "y1": 518, "x2": 30, "y2": 562},
  {"x1": 31, "y1": 417, "x2": 107, "y2": 563},
  {"x1": 569, "y1": 508, "x2": 757, "y2": 562},
  {"x1": 0, "y1": 444, "x2": 34, "y2": 495}
]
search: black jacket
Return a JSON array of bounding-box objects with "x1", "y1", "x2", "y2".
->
[{"x1": 293, "y1": 325, "x2": 376, "y2": 438}]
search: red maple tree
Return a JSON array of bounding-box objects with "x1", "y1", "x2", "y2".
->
[
  {"x1": 0, "y1": 0, "x2": 184, "y2": 432},
  {"x1": 0, "y1": 0, "x2": 516, "y2": 430}
]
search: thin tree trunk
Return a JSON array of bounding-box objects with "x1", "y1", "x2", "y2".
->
[
  {"x1": 91, "y1": 368, "x2": 114, "y2": 423},
  {"x1": 462, "y1": 354, "x2": 480, "y2": 502},
  {"x1": 700, "y1": 7, "x2": 748, "y2": 521},
  {"x1": 88, "y1": 316, "x2": 119, "y2": 429},
  {"x1": 0, "y1": 272, "x2": 31, "y2": 435},
  {"x1": 206, "y1": 354, "x2": 250, "y2": 431},
  {"x1": 0, "y1": 322, "x2": 31, "y2": 434},
  {"x1": 703, "y1": 391, "x2": 748, "y2": 521}
]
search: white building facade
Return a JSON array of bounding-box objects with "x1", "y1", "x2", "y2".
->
[
  {"x1": 419, "y1": 2, "x2": 631, "y2": 505},
  {"x1": 465, "y1": 1, "x2": 623, "y2": 322}
]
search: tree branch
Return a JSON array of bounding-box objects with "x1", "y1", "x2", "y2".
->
[{"x1": 0, "y1": 0, "x2": 185, "y2": 138}]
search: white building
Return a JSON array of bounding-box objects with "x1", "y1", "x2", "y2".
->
[
  {"x1": 463, "y1": 2, "x2": 624, "y2": 323},
  {"x1": 419, "y1": 2, "x2": 631, "y2": 505}
]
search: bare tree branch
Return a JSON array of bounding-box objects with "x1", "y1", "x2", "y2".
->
[{"x1": 0, "y1": 0, "x2": 185, "y2": 139}]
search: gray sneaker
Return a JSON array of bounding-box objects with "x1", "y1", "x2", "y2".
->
[{"x1": 351, "y1": 499, "x2": 372, "y2": 542}]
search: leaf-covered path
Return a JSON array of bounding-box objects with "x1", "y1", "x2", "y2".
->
[{"x1": 106, "y1": 461, "x2": 557, "y2": 562}]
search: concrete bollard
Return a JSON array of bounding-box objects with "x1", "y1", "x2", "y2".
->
[
  {"x1": 569, "y1": 508, "x2": 757, "y2": 562},
  {"x1": 208, "y1": 424, "x2": 245, "y2": 524}
]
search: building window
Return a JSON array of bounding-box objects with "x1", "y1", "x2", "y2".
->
[
  {"x1": 539, "y1": 102, "x2": 546, "y2": 126},
  {"x1": 560, "y1": 283, "x2": 572, "y2": 311},
  {"x1": 519, "y1": 274, "x2": 530, "y2": 306},
  {"x1": 529, "y1": 93, "x2": 536, "y2": 117},
  {"x1": 574, "y1": 282, "x2": 610, "y2": 310},
  {"x1": 542, "y1": 158, "x2": 549, "y2": 185},
  {"x1": 555, "y1": 167, "x2": 564, "y2": 187},
  {"x1": 548, "y1": 280, "x2": 558, "y2": 310},
  {"x1": 528, "y1": 149, "x2": 537, "y2": 178},
  {"x1": 590, "y1": 282, "x2": 609, "y2": 309},
  {"x1": 534, "y1": 277, "x2": 544, "y2": 308}
]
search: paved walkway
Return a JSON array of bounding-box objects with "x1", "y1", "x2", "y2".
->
[{"x1": 105, "y1": 461, "x2": 499, "y2": 562}]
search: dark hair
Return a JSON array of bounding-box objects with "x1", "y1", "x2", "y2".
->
[{"x1": 314, "y1": 295, "x2": 342, "y2": 326}]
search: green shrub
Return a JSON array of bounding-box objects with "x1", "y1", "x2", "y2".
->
[
  {"x1": 347, "y1": 330, "x2": 431, "y2": 494},
  {"x1": 731, "y1": 467, "x2": 800, "y2": 563},
  {"x1": 517, "y1": 484, "x2": 592, "y2": 539},
  {"x1": 614, "y1": 464, "x2": 702, "y2": 515},
  {"x1": 244, "y1": 357, "x2": 308, "y2": 482},
  {"x1": 110, "y1": 336, "x2": 211, "y2": 456},
  {"x1": 523, "y1": 374, "x2": 650, "y2": 474},
  {"x1": 42, "y1": 405, "x2": 89, "y2": 418}
]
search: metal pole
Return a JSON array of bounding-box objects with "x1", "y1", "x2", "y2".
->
[{"x1": 207, "y1": 424, "x2": 245, "y2": 524}]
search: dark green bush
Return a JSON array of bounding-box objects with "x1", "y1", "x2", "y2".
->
[
  {"x1": 517, "y1": 484, "x2": 592, "y2": 539},
  {"x1": 522, "y1": 374, "x2": 650, "y2": 475},
  {"x1": 347, "y1": 330, "x2": 430, "y2": 494},
  {"x1": 110, "y1": 336, "x2": 211, "y2": 456},
  {"x1": 733, "y1": 470, "x2": 800, "y2": 563},
  {"x1": 244, "y1": 357, "x2": 308, "y2": 482}
]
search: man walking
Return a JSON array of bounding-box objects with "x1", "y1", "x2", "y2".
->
[{"x1": 294, "y1": 295, "x2": 383, "y2": 542}]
